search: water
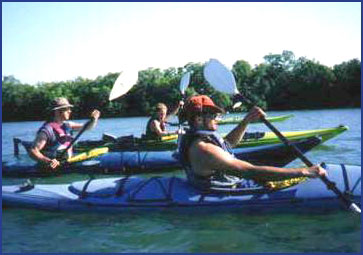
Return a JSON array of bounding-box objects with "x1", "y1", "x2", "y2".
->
[{"x1": 2, "y1": 108, "x2": 361, "y2": 253}]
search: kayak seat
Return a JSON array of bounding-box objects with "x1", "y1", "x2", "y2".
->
[{"x1": 242, "y1": 132, "x2": 265, "y2": 140}]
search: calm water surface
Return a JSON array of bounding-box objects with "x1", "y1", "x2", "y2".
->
[{"x1": 2, "y1": 108, "x2": 361, "y2": 253}]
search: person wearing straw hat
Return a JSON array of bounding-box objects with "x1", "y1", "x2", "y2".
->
[
  {"x1": 29, "y1": 97, "x2": 100, "y2": 170},
  {"x1": 178, "y1": 95, "x2": 326, "y2": 191}
]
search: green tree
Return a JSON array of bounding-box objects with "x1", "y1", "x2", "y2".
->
[
  {"x1": 333, "y1": 59, "x2": 361, "y2": 107},
  {"x1": 2, "y1": 54, "x2": 360, "y2": 122}
]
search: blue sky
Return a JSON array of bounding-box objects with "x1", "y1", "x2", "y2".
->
[{"x1": 2, "y1": 2, "x2": 361, "y2": 85}]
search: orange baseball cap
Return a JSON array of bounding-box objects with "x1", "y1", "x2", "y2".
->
[{"x1": 180, "y1": 95, "x2": 224, "y2": 122}]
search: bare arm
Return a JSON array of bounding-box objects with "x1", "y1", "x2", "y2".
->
[
  {"x1": 150, "y1": 120, "x2": 176, "y2": 137},
  {"x1": 29, "y1": 132, "x2": 60, "y2": 169},
  {"x1": 69, "y1": 109, "x2": 101, "y2": 131},
  {"x1": 225, "y1": 106, "x2": 266, "y2": 147},
  {"x1": 189, "y1": 139, "x2": 326, "y2": 181},
  {"x1": 224, "y1": 119, "x2": 249, "y2": 147}
]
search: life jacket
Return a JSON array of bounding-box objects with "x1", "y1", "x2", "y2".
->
[
  {"x1": 178, "y1": 128, "x2": 249, "y2": 192},
  {"x1": 144, "y1": 116, "x2": 166, "y2": 140},
  {"x1": 37, "y1": 121, "x2": 73, "y2": 158}
]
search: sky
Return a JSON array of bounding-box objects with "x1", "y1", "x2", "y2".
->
[{"x1": 2, "y1": 2, "x2": 361, "y2": 85}]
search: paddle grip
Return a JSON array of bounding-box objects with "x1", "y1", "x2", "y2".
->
[{"x1": 261, "y1": 117, "x2": 360, "y2": 213}]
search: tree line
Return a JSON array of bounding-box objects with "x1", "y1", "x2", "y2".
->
[{"x1": 2, "y1": 50, "x2": 361, "y2": 122}]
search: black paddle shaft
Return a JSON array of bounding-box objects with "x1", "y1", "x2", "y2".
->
[
  {"x1": 58, "y1": 118, "x2": 94, "y2": 159},
  {"x1": 236, "y1": 93, "x2": 359, "y2": 211}
]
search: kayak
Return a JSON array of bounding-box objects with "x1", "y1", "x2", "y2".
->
[
  {"x1": 12, "y1": 134, "x2": 178, "y2": 154},
  {"x1": 2, "y1": 163, "x2": 360, "y2": 213},
  {"x1": 80, "y1": 125, "x2": 349, "y2": 150},
  {"x1": 13, "y1": 125, "x2": 346, "y2": 153},
  {"x1": 168, "y1": 114, "x2": 294, "y2": 126},
  {"x1": 2, "y1": 137, "x2": 321, "y2": 177}
]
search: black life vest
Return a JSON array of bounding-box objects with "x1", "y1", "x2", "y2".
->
[
  {"x1": 144, "y1": 116, "x2": 166, "y2": 140},
  {"x1": 178, "y1": 128, "x2": 247, "y2": 191}
]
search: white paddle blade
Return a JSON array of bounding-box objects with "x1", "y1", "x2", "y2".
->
[
  {"x1": 232, "y1": 102, "x2": 243, "y2": 109},
  {"x1": 180, "y1": 72, "x2": 191, "y2": 95},
  {"x1": 109, "y1": 70, "x2": 138, "y2": 101},
  {"x1": 349, "y1": 203, "x2": 362, "y2": 214},
  {"x1": 203, "y1": 58, "x2": 239, "y2": 95}
]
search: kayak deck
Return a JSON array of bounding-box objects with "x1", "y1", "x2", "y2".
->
[
  {"x1": 2, "y1": 163, "x2": 361, "y2": 213},
  {"x1": 236, "y1": 125, "x2": 348, "y2": 148}
]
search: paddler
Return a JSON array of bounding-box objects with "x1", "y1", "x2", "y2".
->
[
  {"x1": 178, "y1": 95, "x2": 327, "y2": 191},
  {"x1": 144, "y1": 101, "x2": 184, "y2": 139},
  {"x1": 29, "y1": 97, "x2": 100, "y2": 170}
]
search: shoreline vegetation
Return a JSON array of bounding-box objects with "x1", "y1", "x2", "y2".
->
[{"x1": 2, "y1": 51, "x2": 360, "y2": 122}]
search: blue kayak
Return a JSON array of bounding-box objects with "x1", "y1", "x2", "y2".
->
[
  {"x1": 2, "y1": 163, "x2": 360, "y2": 213},
  {"x1": 2, "y1": 137, "x2": 321, "y2": 177}
]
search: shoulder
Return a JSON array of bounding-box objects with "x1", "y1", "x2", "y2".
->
[
  {"x1": 36, "y1": 130, "x2": 48, "y2": 141},
  {"x1": 32, "y1": 131, "x2": 48, "y2": 148},
  {"x1": 150, "y1": 119, "x2": 160, "y2": 127},
  {"x1": 37, "y1": 123, "x2": 52, "y2": 137}
]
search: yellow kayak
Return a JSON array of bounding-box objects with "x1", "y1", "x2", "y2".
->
[{"x1": 12, "y1": 125, "x2": 348, "y2": 154}]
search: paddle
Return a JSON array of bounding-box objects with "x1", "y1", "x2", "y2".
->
[
  {"x1": 95, "y1": 70, "x2": 140, "y2": 141},
  {"x1": 109, "y1": 70, "x2": 139, "y2": 101},
  {"x1": 180, "y1": 71, "x2": 191, "y2": 97},
  {"x1": 59, "y1": 71, "x2": 137, "y2": 160},
  {"x1": 58, "y1": 118, "x2": 95, "y2": 160},
  {"x1": 177, "y1": 71, "x2": 191, "y2": 131},
  {"x1": 232, "y1": 102, "x2": 243, "y2": 109},
  {"x1": 203, "y1": 58, "x2": 361, "y2": 214}
]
